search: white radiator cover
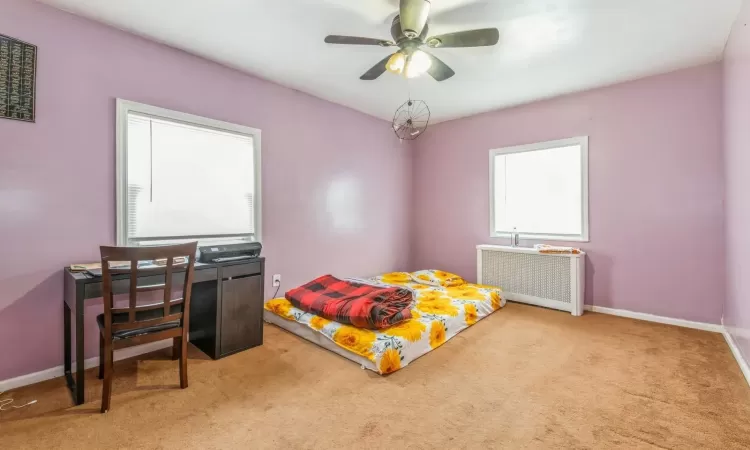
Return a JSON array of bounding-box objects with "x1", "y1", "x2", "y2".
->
[{"x1": 477, "y1": 245, "x2": 585, "y2": 316}]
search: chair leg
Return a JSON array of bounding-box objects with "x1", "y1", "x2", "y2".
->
[
  {"x1": 172, "y1": 337, "x2": 180, "y2": 361},
  {"x1": 179, "y1": 336, "x2": 188, "y2": 389},
  {"x1": 98, "y1": 334, "x2": 104, "y2": 380},
  {"x1": 101, "y1": 340, "x2": 113, "y2": 414}
]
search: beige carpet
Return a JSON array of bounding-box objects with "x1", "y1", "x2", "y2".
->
[{"x1": 2, "y1": 303, "x2": 749, "y2": 449}]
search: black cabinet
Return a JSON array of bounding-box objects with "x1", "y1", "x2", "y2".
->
[
  {"x1": 220, "y1": 275, "x2": 263, "y2": 355},
  {"x1": 189, "y1": 258, "x2": 264, "y2": 359}
]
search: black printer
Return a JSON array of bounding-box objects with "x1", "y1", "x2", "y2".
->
[{"x1": 198, "y1": 242, "x2": 262, "y2": 264}]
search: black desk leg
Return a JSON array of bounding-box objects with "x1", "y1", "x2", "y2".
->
[
  {"x1": 75, "y1": 298, "x2": 85, "y2": 405},
  {"x1": 63, "y1": 295, "x2": 86, "y2": 406},
  {"x1": 64, "y1": 301, "x2": 72, "y2": 377}
]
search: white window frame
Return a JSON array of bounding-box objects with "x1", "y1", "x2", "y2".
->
[
  {"x1": 115, "y1": 99, "x2": 262, "y2": 246},
  {"x1": 489, "y1": 136, "x2": 589, "y2": 242}
]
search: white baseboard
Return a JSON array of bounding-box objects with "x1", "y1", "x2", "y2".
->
[
  {"x1": 722, "y1": 319, "x2": 750, "y2": 387},
  {"x1": 583, "y1": 305, "x2": 724, "y2": 333},
  {"x1": 0, "y1": 340, "x2": 173, "y2": 393}
]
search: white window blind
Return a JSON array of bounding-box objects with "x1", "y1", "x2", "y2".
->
[
  {"x1": 490, "y1": 137, "x2": 588, "y2": 241},
  {"x1": 117, "y1": 100, "x2": 261, "y2": 245}
]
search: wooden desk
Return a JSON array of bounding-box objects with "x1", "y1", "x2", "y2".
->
[{"x1": 63, "y1": 258, "x2": 265, "y2": 405}]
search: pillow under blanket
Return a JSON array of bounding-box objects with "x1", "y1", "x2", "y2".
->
[{"x1": 410, "y1": 270, "x2": 466, "y2": 287}]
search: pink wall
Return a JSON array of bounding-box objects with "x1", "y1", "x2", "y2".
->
[
  {"x1": 0, "y1": 0, "x2": 411, "y2": 381},
  {"x1": 0, "y1": 0, "x2": 734, "y2": 384},
  {"x1": 412, "y1": 64, "x2": 726, "y2": 324},
  {"x1": 723, "y1": 0, "x2": 750, "y2": 368}
]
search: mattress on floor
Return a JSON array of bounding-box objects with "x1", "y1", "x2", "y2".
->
[{"x1": 264, "y1": 274, "x2": 506, "y2": 375}]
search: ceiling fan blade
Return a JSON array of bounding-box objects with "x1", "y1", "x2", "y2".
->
[
  {"x1": 360, "y1": 54, "x2": 396, "y2": 81},
  {"x1": 324, "y1": 35, "x2": 393, "y2": 46},
  {"x1": 424, "y1": 51, "x2": 455, "y2": 82},
  {"x1": 400, "y1": 0, "x2": 431, "y2": 38},
  {"x1": 426, "y1": 28, "x2": 499, "y2": 48}
]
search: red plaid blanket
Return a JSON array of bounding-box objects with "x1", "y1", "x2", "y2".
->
[{"x1": 285, "y1": 275, "x2": 412, "y2": 330}]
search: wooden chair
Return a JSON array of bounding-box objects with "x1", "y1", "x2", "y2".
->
[{"x1": 97, "y1": 242, "x2": 197, "y2": 413}]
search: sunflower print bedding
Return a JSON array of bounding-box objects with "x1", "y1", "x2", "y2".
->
[{"x1": 264, "y1": 271, "x2": 505, "y2": 375}]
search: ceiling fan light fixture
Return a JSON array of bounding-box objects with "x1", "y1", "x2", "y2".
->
[
  {"x1": 404, "y1": 50, "x2": 432, "y2": 78},
  {"x1": 386, "y1": 51, "x2": 407, "y2": 74}
]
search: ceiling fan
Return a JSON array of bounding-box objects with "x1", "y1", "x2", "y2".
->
[{"x1": 324, "y1": 0, "x2": 499, "y2": 82}]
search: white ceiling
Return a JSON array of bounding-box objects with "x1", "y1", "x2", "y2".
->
[{"x1": 41, "y1": 0, "x2": 742, "y2": 123}]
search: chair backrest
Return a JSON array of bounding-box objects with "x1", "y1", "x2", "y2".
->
[{"x1": 99, "y1": 242, "x2": 198, "y2": 336}]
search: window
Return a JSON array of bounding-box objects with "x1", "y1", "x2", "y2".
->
[
  {"x1": 490, "y1": 136, "x2": 588, "y2": 242},
  {"x1": 116, "y1": 100, "x2": 261, "y2": 246}
]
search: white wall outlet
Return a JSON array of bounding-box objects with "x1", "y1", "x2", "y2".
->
[{"x1": 272, "y1": 274, "x2": 281, "y2": 287}]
